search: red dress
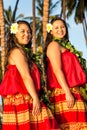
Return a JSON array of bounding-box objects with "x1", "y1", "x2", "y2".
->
[
  {"x1": 0, "y1": 63, "x2": 60, "y2": 130},
  {"x1": 46, "y1": 50, "x2": 87, "y2": 130}
]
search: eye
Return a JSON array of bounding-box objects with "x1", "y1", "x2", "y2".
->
[
  {"x1": 55, "y1": 27, "x2": 59, "y2": 29},
  {"x1": 62, "y1": 25, "x2": 65, "y2": 28},
  {"x1": 21, "y1": 30, "x2": 25, "y2": 33},
  {"x1": 28, "y1": 31, "x2": 31, "y2": 34}
]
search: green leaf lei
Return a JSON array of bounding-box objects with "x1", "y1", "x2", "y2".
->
[{"x1": 53, "y1": 37, "x2": 87, "y2": 101}]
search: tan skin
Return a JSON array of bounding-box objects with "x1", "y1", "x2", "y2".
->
[
  {"x1": 47, "y1": 20, "x2": 75, "y2": 108},
  {"x1": 8, "y1": 23, "x2": 41, "y2": 116}
]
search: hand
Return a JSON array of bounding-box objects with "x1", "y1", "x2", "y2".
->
[
  {"x1": 32, "y1": 97, "x2": 41, "y2": 116},
  {"x1": 65, "y1": 92, "x2": 75, "y2": 108}
]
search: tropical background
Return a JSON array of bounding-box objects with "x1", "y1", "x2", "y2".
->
[{"x1": 0, "y1": 0, "x2": 87, "y2": 128}]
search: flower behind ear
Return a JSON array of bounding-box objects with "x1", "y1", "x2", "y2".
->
[
  {"x1": 10, "y1": 23, "x2": 18, "y2": 34},
  {"x1": 46, "y1": 23, "x2": 53, "y2": 33}
]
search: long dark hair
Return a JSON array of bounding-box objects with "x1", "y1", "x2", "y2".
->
[
  {"x1": 5, "y1": 20, "x2": 33, "y2": 70},
  {"x1": 43, "y1": 17, "x2": 69, "y2": 76}
]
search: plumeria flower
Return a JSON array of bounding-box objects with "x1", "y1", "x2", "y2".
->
[
  {"x1": 10, "y1": 23, "x2": 18, "y2": 34},
  {"x1": 46, "y1": 23, "x2": 53, "y2": 33}
]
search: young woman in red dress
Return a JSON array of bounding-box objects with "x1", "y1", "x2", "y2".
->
[
  {"x1": 0, "y1": 20, "x2": 60, "y2": 130},
  {"x1": 43, "y1": 17, "x2": 87, "y2": 130}
]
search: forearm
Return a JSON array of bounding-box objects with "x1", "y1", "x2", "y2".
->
[
  {"x1": 54, "y1": 69, "x2": 71, "y2": 93},
  {"x1": 23, "y1": 76, "x2": 38, "y2": 100},
  {"x1": 23, "y1": 76, "x2": 41, "y2": 116}
]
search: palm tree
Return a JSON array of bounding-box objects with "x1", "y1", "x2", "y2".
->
[
  {"x1": 43, "y1": 0, "x2": 49, "y2": 43},
  {"x1": 66, "y1": 0, "x2": 87, "y2": 45},
  {"x1": 0, "y1": 1, "x2": 5, "y2": 121},
  {"x1": 60, "y1": 0, "x2": 67, "y2": 20},
  {"x1": 0, "y1": 0, "x2": 5, "y2": 77},
  {"x1": 32, "y1": 0, "x2": 36, "y2": 53}
]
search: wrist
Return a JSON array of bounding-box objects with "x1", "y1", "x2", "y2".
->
[{"x1": 32, "y1": 95, "x2": 39, "y2": 100}]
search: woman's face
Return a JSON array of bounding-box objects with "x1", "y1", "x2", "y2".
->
[
  {"x1": 51, "y1": 20, "x2": 66, "y2": 39},
  {"x1": 15, "y1": 23, "x2": 31, "y2": 45}
]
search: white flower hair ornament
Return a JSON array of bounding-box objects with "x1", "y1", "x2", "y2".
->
[
  {"x1": 46, "y1": 23, "x2": 53, "y2": 33},
  {"x1": 10, "y1": 23, "x2": 18, "y2": 34}
]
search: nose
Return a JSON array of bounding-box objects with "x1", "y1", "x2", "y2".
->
[
  {"x1": 58, "y1": 27, "x2": 62, "y2": 30},
  {"x1": 25, "y1": 31, "x2": 29, "y2": 36}
]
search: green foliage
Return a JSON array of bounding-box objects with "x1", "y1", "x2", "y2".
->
[
  {"x1": 53, "y1": 37, "x2": 87, "y2": 101},
  {"x1": 32, "y1": 51, "x2": 54, "y2": 111},
  {"x1": 24, "y1": 47, "x2": 54, "y2": 111},
  {"x1": 80, "y1": 84, "x2": 87, "y2": 101},
  {"x1": 67, "y1": 0, "x2": 86, "y2": 24}
]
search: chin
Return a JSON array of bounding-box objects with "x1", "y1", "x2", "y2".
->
[
  {"x1": 23, "y1": 41, "x2": 29, "y2": 44},
  {"x1": 25, "y1": 43, "x2": 29, "y2": 45},
  {"x1": 59, "y1": 36, "x2": 64, "y2": 39}
]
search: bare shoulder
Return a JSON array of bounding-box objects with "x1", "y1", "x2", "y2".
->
[
  {"x1": 47, "y1": 41, "x2": 61, "y2": 54},
  {"x1": 10, "y1": 48, "x2": 24, "y2": 57},
  {"x1": 11, "y1": 48, "x2": 23, "y2": 54},
  {"x1": 9, "y1": 48, "x2": 25, "y2": 64},
  {"x1": 48, "y1": 41, "x2": 60, "y2": 50}
]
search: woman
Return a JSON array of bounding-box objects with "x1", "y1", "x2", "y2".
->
[
  {"x1": 43, "y1": 17, "x2": 87, "y2": 130},
  {"x1": 0, "y1": 20, "x2": 60, "y2": 130}
]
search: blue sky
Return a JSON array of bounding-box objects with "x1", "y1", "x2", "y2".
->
[{"x1": 3, "y1": 0, "x2": 87, "y2": 60}]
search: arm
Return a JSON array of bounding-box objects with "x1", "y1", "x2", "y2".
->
[
  {"x1": 47, "y1": 41, "x2": 74, "y2": 108},
  {"x1": 9, "y1": 48, "x2": 41, "y2": 115}
]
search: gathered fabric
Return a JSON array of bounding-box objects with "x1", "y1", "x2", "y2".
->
[
  {"x1": 46, "y1": 50, "x2": 86, "y2": 90},
  {"x1": 0, "y1": 63, "x2": 41, "y2": 96}
]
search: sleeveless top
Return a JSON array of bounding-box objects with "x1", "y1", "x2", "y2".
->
[
  {"x1": 0, "y1": 63, "x2": 40, "y2": 96},
  {"x1": 46, "y1": 50, "x2": 86, "y2": 90}
]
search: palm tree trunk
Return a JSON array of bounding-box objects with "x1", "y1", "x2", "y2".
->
[
  {"x1": 0, "y1": 0, "x2": 5, "y2": 77},
  {"x1": 42, "y1": 0, "x2": 49, "y2": 89},
  {"x1": 61, "y1": 0, "x2": 67, "y2": 20},
  {"x1": 43, "y1": 0, "x2": 49, "y2": 43},
  {"x1": 32, "y1": 0, "x2": 36, "y2": 53},
  {"x1": 13, "y1": 0, "x2": 20, "y2": 22},
  {"x1": 83, "y1": 13, "x2": 87, "y2": 45},
  {"x1": 82, "y1": 20, "x2": 87, "y2": 45}
]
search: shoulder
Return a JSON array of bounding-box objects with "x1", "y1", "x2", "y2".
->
[
  {"x1": 11, "y1": 48, "x2": 23, "y2": 53},
  {"x1": 10, "y1": 48, "x2": 24, "y2": 57},
  {"x1": 9, "y1": 48, "x2": 25, "y2": 64},
  {"x1": 47, "y1": 41, "x2": 61, "y2": 54},
  {"x1": 47, "y1": 41, "x2": 61, "y2": 50}
]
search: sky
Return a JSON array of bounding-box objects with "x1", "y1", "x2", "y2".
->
[{"x1": 0, "y1": 0, "x2": 87, "y2": 104}]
